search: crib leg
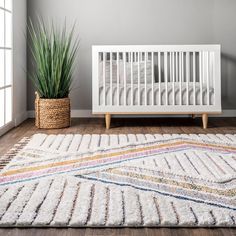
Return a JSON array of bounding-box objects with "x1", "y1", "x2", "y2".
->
[
  {"x1": 192, "y1": 114, "x2": 196, "y2": 119},
  {"x1": 105, "y1": 113, "x2": 111, "y2": 129},
  {"x1": 202, "y1": 113, "x2": 208, "y2": 129}
]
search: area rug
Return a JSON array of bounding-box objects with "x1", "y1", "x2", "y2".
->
[{"x1": 0, "y1": 133, "x2": 235, "y2": 227}]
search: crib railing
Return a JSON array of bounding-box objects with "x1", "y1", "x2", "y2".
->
[{"x1": 92, "y1": 45, "x2": 221, "y2": 114}]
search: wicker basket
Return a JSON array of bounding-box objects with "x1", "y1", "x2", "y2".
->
[{"x1": 35, "y1": 92, "x2": 71, "y2": 129}]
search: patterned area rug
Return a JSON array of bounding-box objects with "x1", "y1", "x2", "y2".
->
[{"x1": 0, "y1": 133, "x2": 236, "y2": 227}]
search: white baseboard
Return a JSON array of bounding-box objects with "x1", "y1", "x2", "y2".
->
[
  {"x1": 71, "y1": 110, "x2": 103, "y2": 118},
  {"x1": 27, "y1": 110, "x2": 36, "y2": 118},
  {"x1": 219, "y1": 109, "x2": 236, "y2": 117},
  {"x1": 0, "y1": 112, "x2": 28, "y2": 137},
  {"x1": 0, "y1": 121, "x2": 15, "y2": 137},
  {"x1": 27, "y1": 109, "x2": 236, "y2": 118},
  {"x1": 14, "y1": 111, "x2": 28, "y2": 126}
]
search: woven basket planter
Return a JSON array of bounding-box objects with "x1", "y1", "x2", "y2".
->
[{"x1": 35, "y1": 93, "x2": 71, "y2": 129}]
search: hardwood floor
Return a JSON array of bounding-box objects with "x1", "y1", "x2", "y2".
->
[
  {"x1": 0, "y1": 228, "x2": 235, "y2": 236},
  {"x1": 0, "y1": 117, "x2": 236, "y2": 236}
]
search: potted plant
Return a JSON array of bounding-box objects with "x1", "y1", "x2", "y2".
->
[{"x1": 28, "y1": 19, "x2": 78, "y2": 129}]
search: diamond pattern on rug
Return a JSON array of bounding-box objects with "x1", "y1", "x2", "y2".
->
[{"x1": 0, "y1": 133, "x2": 235, "y2": 227}]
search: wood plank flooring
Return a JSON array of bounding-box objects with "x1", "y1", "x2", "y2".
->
[{"x1": 0, "y1": 117, "x2": 236, "y2": 236}]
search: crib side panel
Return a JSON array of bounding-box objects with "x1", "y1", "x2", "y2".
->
[{"x1": 92, "y1": 45, "x2": 221, "y2": 114}]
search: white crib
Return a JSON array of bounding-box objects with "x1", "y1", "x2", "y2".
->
[{"x1": 92, "y1": 45, "x2": 221, "y2": 129}]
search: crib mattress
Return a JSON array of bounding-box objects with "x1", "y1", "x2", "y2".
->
[{"x1": 99, "y1": 82, "x2": 214, "y2": 106}]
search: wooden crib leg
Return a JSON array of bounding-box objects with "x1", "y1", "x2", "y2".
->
[
  {"x1": 105, "y1": 113, "x2": 111, "y2": 129},
  {"x1": 202, "y1": 113, "x2": 208, "y2": 129}
]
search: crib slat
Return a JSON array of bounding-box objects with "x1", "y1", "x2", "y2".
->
[
  {"x1": 164, "y1": 52, "x2": 168, "y2": 105},
  {"x1": 151, "y1": 52, "x2": 154, "y2": 105},
  {"x1": 145, "y1": 52, "x2": 147, "y2": 106},
  {"x1": 169, "y1": 52, "x2": 173, "y2": 103},
  {"x1": 138, "y1": 52, "x2": 140, "y2": 106},
  {"x1": 206, "y1": 51, "x2": 210, "y2": 105},
  {"x1": 123, "y1": 52, "x2": 126, "y2": 106},
  {"x1": 158, "y1": 52, "x2": 161, "y2": 105},
  {"x1": 203, "y1": 51, "x2": 206, "y2": 85},
  {"x1": 199, "y1": 51, "x2": 203, "y2": 105},
  {"x1": 98, "y1": 53, "x2": 101, "y2": 106},
  {"x1": 186, "y1": 52, "x2": 190, "y2": 105},
  {"x1": 209, "y1": 52, "x2": 213, "y2": 89},
  {"x1": 172, "y1": 52, "x2": 175, "y2": 105},
  {"x1": 175, "y1": 52, "x2": 178, "y2": 105},
  {"x1": 181, "y1": 52, "x2": 184, "y2": 105},
  {"x1": 131, "y1": 52, "x2": 133, "y2": 106},
  {"x1": 193, "y1": 52, "x2": 196, "y2": 105},
  {"x1": 103, "y1": 52, "x2": 106, "y2": 106},
  {"x1": 117, "y1": 52, "x2": 120, "y2": 106},
  {"x1": 211, "y1": 52, "x2": 216, "y2": 106},
  {"x1": 179, "y1": 52, "x2": 182, "y2": 105},
  {"x1": 110, "y1": 52, "x2": 113, "y2": 106}
]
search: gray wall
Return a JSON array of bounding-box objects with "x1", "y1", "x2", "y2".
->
[
  {"x1": 27, "y1": 0, "x2": 236, "y2": 110},
  {"x1": 13, "y1": 0, "x2": 27, "y2": 124},
  {"x1": 213, "y1": 0, "x2": 236, "y2": 109}
]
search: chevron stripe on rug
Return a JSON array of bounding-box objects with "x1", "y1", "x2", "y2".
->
[{"x1": 0, "y1": 133, "x2": 235, "y2": 227}]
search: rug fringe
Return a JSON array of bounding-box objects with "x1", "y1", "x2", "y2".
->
[{"x1": 0, "y1": 137, "x2": 30, "y2": 170}]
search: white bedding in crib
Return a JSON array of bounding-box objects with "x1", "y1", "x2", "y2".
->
[
  {"x1": 99, "y1": 82, "x2": 214, "y2": 106},
  {"x1": 99, "y1": 60, "x2": 153, "y2": 84}
]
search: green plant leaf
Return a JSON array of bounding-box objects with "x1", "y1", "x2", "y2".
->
[{"x1": 28, "y1": 18, "x2": 79, "y2": 99}]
